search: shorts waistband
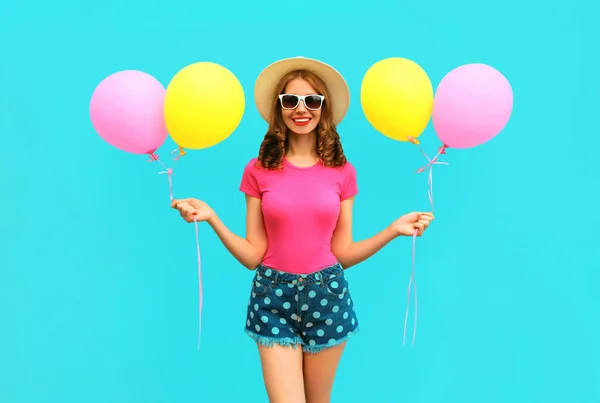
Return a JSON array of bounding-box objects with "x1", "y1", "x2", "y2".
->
[{"x1": 255, "y1": 263, "x2": 343, "y2": 286}]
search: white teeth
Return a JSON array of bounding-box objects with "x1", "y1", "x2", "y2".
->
[{"x1": 294, "y1": 118, "x2": 309, "y2": 122}]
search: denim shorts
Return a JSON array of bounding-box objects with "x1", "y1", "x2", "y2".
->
[{"x1": 244, "y1": 262, "x2": 359, "y2": 354}]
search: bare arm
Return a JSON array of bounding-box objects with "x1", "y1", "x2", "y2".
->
[
  {"x1": 331, "y1": 198, "x2": 434, "y2": 269},
  {"x1": 208, "y1": 195, "x2": 267, "y2": 270},
  {"x1": 331, "y1": 197, "x2": 398, "y2": 269},
  {"x1": 173, "y1": 196, "x2": 267, "y2": 270}
]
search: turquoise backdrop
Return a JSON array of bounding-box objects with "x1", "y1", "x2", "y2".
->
[{"x1": 1, "y1": 0, "x2": 599, "y2": 402}]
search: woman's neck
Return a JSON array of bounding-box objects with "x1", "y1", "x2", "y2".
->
[{"x1": 286, "y1": 130, "x2": 318, "y2": 164}]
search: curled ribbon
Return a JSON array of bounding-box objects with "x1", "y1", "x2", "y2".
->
[
  {"x1": 148, "y1": 148, "x2": 203, "y2": 350},
  {"x1": 170, "y1": 146, "x2": 186, "y2": 161},
  {"x1": 193, "y1": 216, "x2": 202, "y2": 350},
  {"x1": 415, "y1": 144, "x2": 449, "y2": 213},
  {"x1": 403, "y1": 229, "x2": 418, "y2": 347},
  {"x1": 403, "y1": 138, "x2": 449, "y2": 346},
  {"x1": 158, "y1": 168, "x2": 174, "y2": 200}
]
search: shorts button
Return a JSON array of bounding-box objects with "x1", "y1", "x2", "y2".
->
[{"x1": 298, "y1": 278, "x2": 303, "y2": 282}]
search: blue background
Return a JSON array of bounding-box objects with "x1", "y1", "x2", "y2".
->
[{"x1": 1, "y1": 0, "x2": 599, "y2": 402}]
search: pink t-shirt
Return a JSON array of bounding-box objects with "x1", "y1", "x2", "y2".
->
[{"x1": 239, "y1": 156, "x2": 358, "y2": 274}]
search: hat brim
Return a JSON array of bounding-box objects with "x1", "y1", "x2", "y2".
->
[{"x1": 254, "y1": 56, "x2": 350, "y2": 125}]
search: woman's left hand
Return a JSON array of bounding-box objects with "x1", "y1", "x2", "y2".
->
[{"x1": 390, "y1": 212, "x2": 434, "y2": 237}]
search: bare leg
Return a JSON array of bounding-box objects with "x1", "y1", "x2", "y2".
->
[
  {"x1": 302, "y1": 343, "x2": 346, "y2": 403},
  {"x1": 258, "y1": 344, "x2": 306, "y2": 403}
]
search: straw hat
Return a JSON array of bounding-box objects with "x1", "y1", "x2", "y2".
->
[{"x1": 254, "y1": 56, "x2": 350, "y2": 125}]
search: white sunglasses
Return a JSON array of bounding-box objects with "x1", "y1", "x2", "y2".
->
[{"x1": 278, "y1": 94, "x2": 325, "y2": 110}]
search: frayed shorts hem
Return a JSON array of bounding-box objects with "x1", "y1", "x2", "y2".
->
[{"x1": 244, "y1": 327, "x2": 360, "y2": 354}]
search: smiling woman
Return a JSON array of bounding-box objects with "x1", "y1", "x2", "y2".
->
[
  {"x1": 171, "y1": 56, "x2": 434, "y2": 403},
  {"x1": 256, "y1": 65, "x2": 348, "y2": 170}
]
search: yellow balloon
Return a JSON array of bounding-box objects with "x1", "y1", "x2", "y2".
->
[
  {"x1": 164, "y1": 62, "x2": 245, "y2": 150},
  {"x1": 361, "y1": 58, "x2": 433, "y2": 143}
]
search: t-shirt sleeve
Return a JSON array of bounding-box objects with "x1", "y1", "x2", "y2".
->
[
  {"x1": 240, "y1": 159, "x2": 262, "y2": 199},
  {"x1": 340, "y1": 161, "x2": 358, "y2": 201}
]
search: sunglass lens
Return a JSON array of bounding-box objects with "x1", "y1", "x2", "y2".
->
[
  {"x1": 305, "y1": 95, "x2": 323, "y2": 110},
  {"x1": 281, "y1": 95, "x2": 299, "y2": 109}
]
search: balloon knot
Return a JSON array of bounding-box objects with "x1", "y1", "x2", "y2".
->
[
  {"x1": 408, "y1": 136, "x2": 420, "y2": 145},
  {"x1": 148, "y1": 153, "x2": 160, "y2": 162},
  {"x1": 170, "y1": 147, "x2": 186, "y2": 161},
  {"x1": 415, "y1": 145, "x2": 449, "y2": 174}
]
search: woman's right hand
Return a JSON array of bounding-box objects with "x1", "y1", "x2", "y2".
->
[{"x1": 171, "y1": 198, "x2": 215, "y2": 223}]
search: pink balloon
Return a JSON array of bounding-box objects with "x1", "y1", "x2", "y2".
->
[
  {"x1": 90, "y1": 70, "x2": 168, "y2": 154},
  {"x1": 432, "y1": 63, "x2": 513, "y2": 149}
]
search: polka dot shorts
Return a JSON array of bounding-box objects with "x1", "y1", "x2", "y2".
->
[{"x1": 245, "y1": 263, "x2": 359, "y2": 354}]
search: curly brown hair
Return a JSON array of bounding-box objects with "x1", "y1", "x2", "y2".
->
[{"x1": 256, "y1": 70, "x2": 347, "y2": 170}]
